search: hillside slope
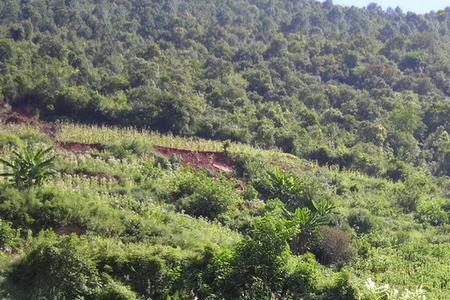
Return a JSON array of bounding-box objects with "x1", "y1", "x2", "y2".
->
[
  {"x1": 0, "y1": 0, "x2": 450, "y2": 299},
  {"x1": 1, "y1": 0, "x2": 450, "y2": 177},
  {"x1": 0, "y1": 117, "x2": 448, "y2": 299}
]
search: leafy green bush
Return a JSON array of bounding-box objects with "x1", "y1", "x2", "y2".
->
[
  {"x1": 286, "y1": 254, "x2": 321, "y2": 297},
  {"x1": 0, "y1": 219, "x2": 21, "y2": 251},
  {"x1": 313, "y1": 226, "x2": 355, "y2": 268},
  {"x1": 348, "y1": 209, "x2": 376, "y2": 234},
  {"x1": 9, "y1": 234, "x2": 101, "y2": 299},
  {"x1": 253, "y1": 168, "x2": 315, "y2": 211},
  {"x1": 0, "y1": 131, "x2": 20, "y2": 147},
  {"x1": 98, "y1": 246, "x2": 184, "y2": 299},
  {"x1": 106, "y1": 140, "x2": 152, "y2": 158},
  {"x1": 395, "y1": 174, "x2": 432, "y2": 213},
  {"x1": 0, "y1": 186, "x2": 45, "y2": 229},
  {"x1": 238, "y1": 278, "x2": 274, "y2": 300},
  {"x1": 324, "y1": 271, "x2": 357, "y2": 300},
  {"x1": 173, "y1": 170, "x2": 239, "y2": 219},
  {"x1": 99, "y1": 278, "x2": 138, "y2": 300},
  {"x1": 289, "y1": 200, "x2": 335, "y2": 255},
  {"x1": 415, "y1": 201, "x2": 449, "y2": 226},
  {"x1": 206, "y1": 213, "x2": 296, "y2": 298}
]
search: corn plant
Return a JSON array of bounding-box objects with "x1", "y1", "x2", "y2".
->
[{"x1": 0, "y1": 144, "x2": 56, "y2": 189}]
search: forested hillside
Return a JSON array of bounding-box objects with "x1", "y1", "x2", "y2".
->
[
  {"x1": 0, "y1": 0, "x2": 450, "y2": 299},
  {"x1": 2, "y1": 0, "x2": 450, "y2": 176}
]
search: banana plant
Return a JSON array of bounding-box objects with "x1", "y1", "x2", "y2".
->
[
  {"x1": 288, "y1": 199, "x2": 335, "y2": 255},
  {"x1": 0, "y1": 144, "x2": 56, "y2": 189}
]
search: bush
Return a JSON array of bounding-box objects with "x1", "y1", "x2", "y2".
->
[
  {"x1": 0, "y1": 187, "x2": 45, "y2": 229},
  {"x1": 0, "y1": 219, "x2": 20, "y2": 251},
  {"x1": 286, "y1": 254, "x2": 320, "y2": 297},
  {"x1": 100, "y1": 278, "x2": 138, "y2": 300},
  {"x1": 97, "y1": 245, "x2": 188, "y2": 299},
  {"x1": 313, "y1": 226, "x2": 355, "y2": 268},
  {"x1": 0, "y1": 187, "x2": 61, "y2": 230},
  {"x1": 324, "y1": 271, "x2": 357, "y2": 300},
  {"x1": 385, "y1": 158, "x2": 409, "y2": 182},
  {"x1": 395, "y1": 173, "x2": 431, "y2": 213},
  {"x1": 207, "y1": 213, "x2": 296, "y2": 298},
  {"x1": 252, "y1": 168, "x2": 315, "y2": 211},
  {"x1": 8, "y1": 234, "x2": 101, "y2": 299},
  {"x1": 238, "y1": 278, "x2": 275, "y2": 300},
  {"x1": 107, "y1": 140, "x2": 152, "y2": 159},
  {"x1": 415, "y1": 201, "x2": 448, "y2": 226},
  {"x1": 347, "y1": 209, "x2": 376, "y2": 234},
  {"x1": 174, "y1": 170, "x2": 239, "y2": 219}
]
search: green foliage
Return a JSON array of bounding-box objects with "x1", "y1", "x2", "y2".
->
[
  {"x1": 289, "y1": 200, "x2": 335, "y2": 255},
  {"x1": 0, "y1": 0, "x2": 450, "y2": 177},
  {"x1": 0, "y1": 219, "x2": 20, "y2": 251},
  {"x1": 207, "y1": 213, "x2": 296, "y2": 298},
  {"x1": 415, "y1": 200, "x2": 449, "y2": 226},
  {"x1": 3, "y1": 1, "x2": 450, "y2": 297},
  {"x1": 0, "y1": 144, "x2": 55, "y2": 189},
  {"x1": 325, "y1": 271, "x2": 357, "y2": 300},
  {"x1": 348, "y1": 209, "x2": 376, "y2": 234},
  {"x1": 99, "y1": 278, "x2": 138, "y2": 300},
  {"x1": 313, "y1": 226, "x2": 355, "y2": 268},
  {"x1": 253, "y1": 168, "x2": 316, "y2": 210},
  {"x1": 173, "y1": 170, "x2": 240, "y2": 219},
  {"x1": 9, "y1": 233, "x2": 101, "y2": 299},
  {"x1": 97, "y1": 245, "x2": 184, "y2": 299}
]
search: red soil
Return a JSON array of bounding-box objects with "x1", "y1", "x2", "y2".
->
[
  {"x1": 155, "y1": 146, "x2": 235, "y2": 174},
  {"x1": 57, "y1": 142, "x2": 104, "y2": 153},
  {"x1": 0, "y1": 105, "x2": 235, "y2": 174},
  {"x1": 0, "y1": 108, "x2": 58, "y2": 137}
]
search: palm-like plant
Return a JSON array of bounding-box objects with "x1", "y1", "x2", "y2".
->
[
  {"x1": 0, "y1": 144, "x2": 56, "y2": 189},
  {"x1": 288, "y1": 200, "x2": 335, "y2": 255}
]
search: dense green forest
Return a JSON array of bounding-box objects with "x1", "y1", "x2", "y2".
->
[
  {"x1": 0, "y1": 0, "x2": 450, "y2": 299},
  {"x1": 1, "y1": 0, "x2": 450, "y2": 176}
]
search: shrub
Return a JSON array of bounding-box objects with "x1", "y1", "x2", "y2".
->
[
  {"x1": 0, "y1": 131, "x2": 20, "y2": 147},
  {"x1": 397, "y1": 193, "x2": 421, "y2": 213},
  {"x1": 396, "y1": 172, "x2": 433, "y2": 213},
  {"x1": 313, "y1": 226, "x2": 355, "y2": 268},
  {"x1": 100, "y1": 278, "x2": 138, "y2": 300},
  {"x1": 174, "y1": 170, "x2": 239, "y2": 219},
  {"x1": 208, "y1": 213, "x2": 296, "y2": 298},
  {"x1": 289, "y1": 200, "x2": 335, "y2": 255},
  {"x1": 107, "y1": 140, "x2": 152, "y2": 158},
  {"x1": 385, "y1": 158, "x2": 409, "y2": 182},
  {"x1": 8, "y1": 234, "x2": 101, "y2": 299},
  {"x1": 0, "y1": 187, "x2": 43, "y2": 229},
  {"x1": 253, "y1": 168, "x2": 315, "y2": 211},
  {"x1": 153, "y1": 153, "x2": 172, "y2": 170},
  {"x1": 0, "y1": 187, "x2": 63, "y2": 231},
  {"x1": 348, "y1": 209, "x2": 376, "y2": 234},
  {"x1": 0, "y1": 219, "x2": 20, "y2": 251},
  {"x1": 286, "y1": 254, "x2": 320, "y2": 297},
  {"x1": 325, "y1": 271, "x2": 357, "y2": 300},
  {"x1": 98, "y1": 245, "x2": 186, "y2": 299},
  {"x1": 238, "y1": 278, "x2": 275, "y2": 300},
  {"x1": 415, "y1": 201, "x2": 448, "y2": 226},
  {"x1": 242, "y1": 185, "x2": 259, "y2": 201}
]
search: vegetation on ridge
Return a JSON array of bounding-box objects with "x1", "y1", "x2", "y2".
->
[{"x1": 0, "y1": 0, "x2": 449, "y2": 299}]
